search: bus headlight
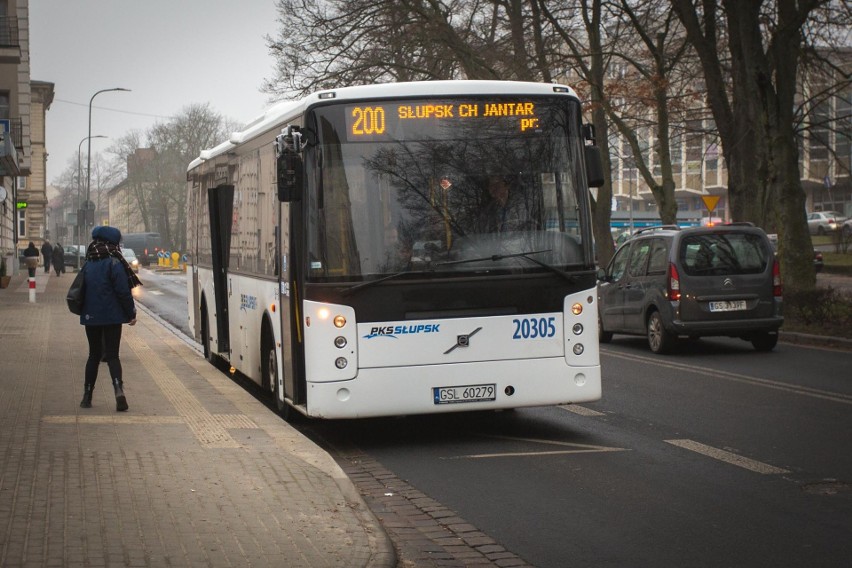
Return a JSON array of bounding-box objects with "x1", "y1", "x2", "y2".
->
[
  {"x1": 335, "y1": 357, "x2": 348, "y2": 369},
  {"x1": 333, "y1": 315, "x2": 347, "y2": 328},
  {"x1": 334, "y1": 336, "x2": 347, "y2": 349},
  {"x1": 573, "y1": 343, "x2": 584, "y2": 355},
  {"x1": 572, "y1": 323, "x2": 583, "y2": 335},
  {"x1": 571, "y1": 302, "x2": 583, "y2": 315}
]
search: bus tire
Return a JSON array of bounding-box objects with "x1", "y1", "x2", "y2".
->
[
  {"x1": 598, "y1": 313, "x2": 613, "y2": 343},
  {"x1": 200, "y1": 303, "x2": 215, "y2": 363},
  {"x1": 262, "y1": 323, "x2": 300, "y2": 422}
]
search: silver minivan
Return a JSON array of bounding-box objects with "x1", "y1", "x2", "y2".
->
[{"x1": 597, "y1": 224, "x2": 783, "y2": 353}]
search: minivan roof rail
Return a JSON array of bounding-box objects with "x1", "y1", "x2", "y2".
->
[{"x1": 632, "y1": 225, "x2": 681, "y2": 236}]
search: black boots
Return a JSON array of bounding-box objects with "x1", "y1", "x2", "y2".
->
[
  {"x1": 79, "y1": 382, "x2": 95, "y2": 408},
  {"x1": 80, "y1": 373, "x2": 128, "y2": 412},
  {"x1": 113, "y1": 377, "x2": 128, "y2": 412}
]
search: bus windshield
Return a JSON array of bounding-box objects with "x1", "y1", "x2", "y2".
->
[{"x1": 306, "y1": 96, "x2": 592, "y2": 283}]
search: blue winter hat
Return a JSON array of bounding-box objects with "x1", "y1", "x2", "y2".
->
[{"x1": 91, "y1": 225, "x2": 122, "y2": 245}]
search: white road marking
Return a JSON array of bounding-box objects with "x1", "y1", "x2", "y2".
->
[
  {"x1": 665, "y1": 439, "x2": 789, "y2": 474},
  {"x1": 604, "y1": 350, "x2": 852, "y2": 405},
  {"x1": 559, "y1": 404, "x2": 605, "y2": 417},
  {"x1": 446, "y1": 434, "x2": 627, "y2": 459}
]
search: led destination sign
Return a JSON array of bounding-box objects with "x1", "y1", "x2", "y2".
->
[{"x1": 345, "y1": 99, "x2": 542, "y2": 141}]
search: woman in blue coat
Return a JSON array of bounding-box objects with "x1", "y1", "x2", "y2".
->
[{"x1": 79, "y1": 226, "x2": 142, "y2": 410}]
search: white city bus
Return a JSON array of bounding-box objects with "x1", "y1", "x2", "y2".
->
[{"x1": 186, "y1": 80, "x2": 605, "y2": 420}]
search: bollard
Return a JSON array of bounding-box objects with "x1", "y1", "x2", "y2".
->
[
  {"x1": 171, "y1": 252, "x2": 180, "y2": 269},
  {"x1": 25, "y1": 257, "x2": 38, "y2": 303}
]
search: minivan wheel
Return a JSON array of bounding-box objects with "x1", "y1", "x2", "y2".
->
[
  {"x1": 647, "y1": 310, "x2": 675, "y2": 354},
  {"x1": 751, "y1": 332, "x2": 778, "y2": 352}
]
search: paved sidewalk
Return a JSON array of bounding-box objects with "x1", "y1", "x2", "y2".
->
[{"x1": 0, "y1": 273, "x2": 395, "y2": 567}]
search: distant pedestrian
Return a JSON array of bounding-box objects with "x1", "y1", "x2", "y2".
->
[
  {"x1": 22, "y1": 241, "x2": 39, "y2": 278},
  {"x1": 51, "y1": 242, "x2": 64, "y2": 276},
  {"x1": 78, "y1": 226, "x2": 142, "y2": 411},
  {"x1": 40, "y1": 240, "x2": 52, "y2": 273}
]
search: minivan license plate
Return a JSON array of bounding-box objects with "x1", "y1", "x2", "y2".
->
[
  {"x1": 709, "y1": 300, "x2": 747, "y2": 312},
  {"x1": 434, "y1": 384, "x2": 496, "y2": 405}
]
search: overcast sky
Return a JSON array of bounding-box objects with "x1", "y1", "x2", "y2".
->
[{"x1": 29, "y1": 0, "x2": 280, "y2": 185}]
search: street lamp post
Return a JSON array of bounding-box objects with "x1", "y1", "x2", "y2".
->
[
  {"x1": 76, "y1": 134, "x2": 107, "y2": 269},
  {"x1": 85, "y1": 87, "x2": 130, "y2": 233}
]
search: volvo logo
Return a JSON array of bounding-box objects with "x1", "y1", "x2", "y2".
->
[
  {"x1": 723, "y1": 277, "x2": 735, "y2": 288},
  {"x1": 444, "y1": 327, "x2": 482, "y2": 354}
]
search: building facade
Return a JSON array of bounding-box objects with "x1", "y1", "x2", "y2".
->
[
  {"x1": 24, "y1": 80, "x2": 53, "y2": 246},
  {"x1": 0, "y1": 0, "x2": 31, "y2": 274},
  {"x1": 107, "y1": 147, "x2": 158, "y2": 237}
]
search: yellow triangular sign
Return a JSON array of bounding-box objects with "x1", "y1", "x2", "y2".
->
[{"x1": 702, "y1": 195, "x2": 721, "y2": 213}]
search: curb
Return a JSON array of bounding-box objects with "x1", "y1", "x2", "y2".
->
[{"x1": 780, "y1": 330, "x2": 852, "y2": 351}]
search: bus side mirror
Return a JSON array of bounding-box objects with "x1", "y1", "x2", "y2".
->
[
  {"x1": 584, "y1": 145, "x2": 605, "y2": 188},
  {"x1": 277, "y1": 152, "x2": 303, "y2": 202}
]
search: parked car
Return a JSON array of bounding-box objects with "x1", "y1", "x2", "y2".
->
[
  {"x1": 807, "y1": 211, "x2": 847, "y2": 235},
  {"x1": 63, "y1": 245, "x2": 86, "y2": 269},
  {"x1": 597, "y1": 224, "x2": 783, "y2": 354},
  {"x1": 766, "y1": 234, "x2": 823, "y2": 273},
  {"x1": 123, "y1": 248, "x2": 140, "y2": 273}
]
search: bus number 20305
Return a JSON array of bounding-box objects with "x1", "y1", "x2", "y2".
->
[{"x1": 513, "y1": 316, "x2": 557, "y2": 339}]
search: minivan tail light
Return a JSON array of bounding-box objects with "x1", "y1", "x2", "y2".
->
[
  {"x1": 668, "y1": 263, "x2": 681, "y2": 301},
  {"x1": 772, "y1": 259, "x2": 782, "y2": 297}
]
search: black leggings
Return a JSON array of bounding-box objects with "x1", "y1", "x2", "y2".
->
[{"x1": 85, "y1": 324, "x2": 123, "y2": 384}]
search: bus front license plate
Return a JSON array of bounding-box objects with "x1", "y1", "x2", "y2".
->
[{"x1": 434, "y1": 384, "x2": 497, "y2": 405}]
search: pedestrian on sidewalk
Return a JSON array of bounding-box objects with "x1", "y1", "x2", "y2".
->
[
  {"x1": 78, "y1": 226, "x2": 142, "y2": 411},
  {"x1": 40, "y1": 240, "x2": 52, "y2": 273},
  {"x1": 22, "y1": 241, "x2": 39, "y2": 277},
  {"x1": 51, "y1": 242, "x2": 64, "y2": 276}
]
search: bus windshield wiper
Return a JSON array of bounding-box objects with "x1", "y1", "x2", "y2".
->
[
  {"x1": 341, "y1": 269, "x2": 432, "y2": 297},
  {"x1": 435, "y1": 249, "x2": 577, "y2": 283}
]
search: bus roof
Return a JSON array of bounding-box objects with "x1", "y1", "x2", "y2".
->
[{"x1": 188, "y1": 80, "x2": 580, "y2": 171}]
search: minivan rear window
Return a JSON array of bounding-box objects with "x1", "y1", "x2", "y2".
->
[{"x1": 680, "y1": 233, "x2": 769, "y2": 276}]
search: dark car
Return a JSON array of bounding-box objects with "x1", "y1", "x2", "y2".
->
[
  {"x1": 766, "y1": 234, "x2": 823, "y2": 273},
  {"x1": 597, "y1": 224, "x2": 783, "y2": 354},
  {"x1": 63, "y1": 245, "x2": 86, "y2": 269}
]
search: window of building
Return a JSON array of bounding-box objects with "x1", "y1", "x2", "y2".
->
[
  {"x1": 685, "y1": 119, "x2": 704, "y2": 164},
  {"x1": 836, "y1": 89, "x2": 851, "y2": 173},
  {"x1": 809, "y1": 99, "x2": 830, "y2": 162}
]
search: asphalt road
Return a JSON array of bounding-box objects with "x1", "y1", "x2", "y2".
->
[
  {"x1": 307, "y1": 337, "x2": 852, "y2": 567},
  {"x1": 138, "y1": 269, "x2": 852, "y2": 567},
  {"x1": 133, "y1": 267, "x2": 191, "y2": 336}
]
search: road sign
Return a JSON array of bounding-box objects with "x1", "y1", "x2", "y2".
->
[{"x1": 701, "y1": 196, "x2": 721, "y2": 213}]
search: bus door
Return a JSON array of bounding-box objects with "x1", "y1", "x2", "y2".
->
[{"x1": 208, "y1": 184, "x2": 234, "y2": 353}]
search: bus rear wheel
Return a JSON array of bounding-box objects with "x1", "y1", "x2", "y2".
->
[
  {"x1": 201, "y1": 304, "x2": 215, "y2": 363},
  {"x1": 261, "y1": 327, "x2": 284, "y2": 412}
]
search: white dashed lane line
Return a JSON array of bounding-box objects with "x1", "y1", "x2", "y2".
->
[{"x1": 666, "y1": 439, "x2": 790, "y2": 475}]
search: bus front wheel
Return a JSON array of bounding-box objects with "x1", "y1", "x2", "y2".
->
[{"x1": 262, "y1": 325, "x2": 300, "y2": 422}]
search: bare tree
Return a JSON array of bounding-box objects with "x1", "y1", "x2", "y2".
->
[
  {"x1": 107, "y1": 104, "x2": 231, "y2": 250},
  {"x1": 263, "y1": 0, "x2": 567, "y2": 98},
  {"x1": 669, "y1": 0, "x2": 845, "y2": 292}
]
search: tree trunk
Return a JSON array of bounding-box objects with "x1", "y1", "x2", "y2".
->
[
  {"x1": 672, "y1": 0, "x2": 817, "y2": 292},
  {"x1": 586, "y1": 0, "x2": 615, "y2": 265}
]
